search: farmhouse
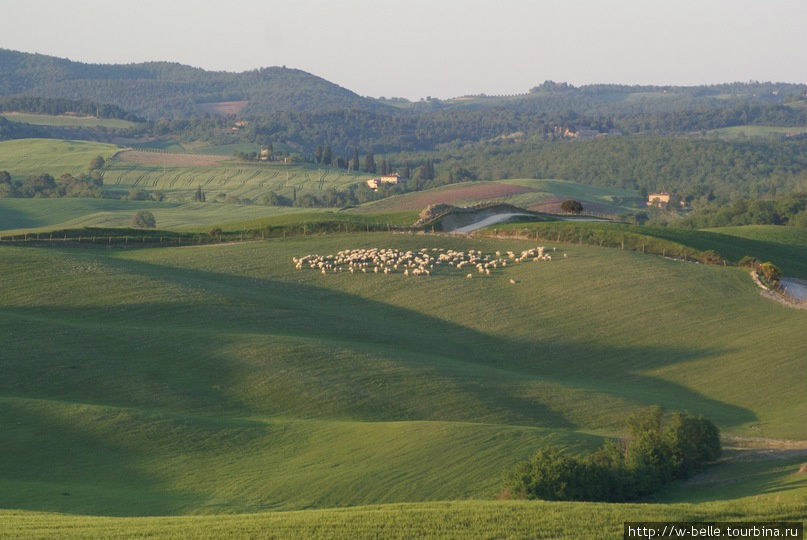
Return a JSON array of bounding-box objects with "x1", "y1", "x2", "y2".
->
[
  {"x1": 647, "y1": 192, "x2": 671, "y2": 207},
  {"x1": 366, "y1": 173, "x2": 407, "y2": 191}
]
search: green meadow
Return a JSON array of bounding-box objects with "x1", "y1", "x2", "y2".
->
[
  {"x1": 101, "y1": 158, "x2": 369, "y2": 201},
  {"x1": 0, "y1": 139, "x2": 373, "y2": 202},
  {"x1": 1, "y1": 497, "x2": 804, "y2": 539},
  {"x1": 0, "y1": 112, "x2": 139, "y2": 129},
  {"x1": 355, "y1": 178, "x2": 640, "y2": 215},
  {"x1": 0, "y1": 139, "x2": 119, "y2": 179},
  {"x1": 1, "y1": 227, "x2": 805, "y2": 530},
  {"x1": 0, "y1": 198, "x2": 317, "y2": 234},
  {"x1": 707, "y1": 125, "x2": 807, "y2": 139},
  {"x1": 1, "y1": 148, "x2": 806, "y2": 535}
]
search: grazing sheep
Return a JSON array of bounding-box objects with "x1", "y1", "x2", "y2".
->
[{"x1": 294, "y1": 244, "x2": 554, "y2": 279}]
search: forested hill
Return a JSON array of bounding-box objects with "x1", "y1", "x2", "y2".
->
[{"x1": 0, "y1": 49, "x2": 388, "y2": 118}]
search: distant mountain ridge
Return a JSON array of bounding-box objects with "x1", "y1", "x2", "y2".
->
[{"x1": 0, "y1": 49, "x2": 388, "y2": 118}]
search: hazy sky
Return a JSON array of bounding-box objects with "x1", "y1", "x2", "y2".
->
[{"x1": 2, "y1": 0, "x2": 806, "y2": 99}]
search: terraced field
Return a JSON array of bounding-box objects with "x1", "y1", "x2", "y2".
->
[{"x1": 103, "y1": 152, "x2": 371, "y2": 201}]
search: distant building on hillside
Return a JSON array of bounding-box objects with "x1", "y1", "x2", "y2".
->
[
  {"x1": 647, "y1": 192, "x2": 671, "y2": 207},
  {"x1": 366, "y1": 173, "x2": 407, "y2": 191},
  {"x1": 647, "y1": 192, "x2": 684, "y2": 208}
]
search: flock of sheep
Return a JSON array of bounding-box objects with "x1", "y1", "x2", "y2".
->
[{"x1": 292, "y1": 246, "x2": 557, "y2": 278}]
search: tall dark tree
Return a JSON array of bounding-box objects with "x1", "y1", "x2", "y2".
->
[
  {"x1": 401, "y1": 164, "x2": 410, "y2": 179},
  {"x1": 363, "y1": 152, "x2": 377, "y2": 173},
  {"x1": 89, "y1": 155, "x2": 105, "y2": 171},
  {"x1": 322, "y1": 144, "x2": 332, "y2": 166},
  {"x1": 351, "y1": 147, "x2": 360, "y2": 172},
  {"x1": 314, "y1": 145, "x2": 323, "y2": 164}
]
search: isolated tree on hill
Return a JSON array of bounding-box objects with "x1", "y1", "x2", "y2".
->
[
  {"x1": 0, "y1": 171, "x2": 10, "y2": 185},
  {"x1": 194, "y1": 186, "x2": 206, "y2": 202},
  {"x1": 561, "y1": 199, "x2": 584, "y2": 214},
  {"x1": 89, "y1": 155, "x2": 105, "y2": 170},
  {"x1": 131, "y1": 210, "x2": 156, "y2": 228}
]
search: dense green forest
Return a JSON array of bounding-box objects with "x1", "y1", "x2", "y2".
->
[
  {"x1": 386, "y1": 137, "x2": 807, "y2": 202},
  {"x1": 0, "y1": 49, "x2": 386, "y2": 118}
]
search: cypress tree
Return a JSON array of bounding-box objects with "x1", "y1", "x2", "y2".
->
[
  {"x1": 323, "y1": 144, "x2": 332, "y2": 166},
  {"x1": 351, "y1": 147, "x2": 359, "y2": 171}
]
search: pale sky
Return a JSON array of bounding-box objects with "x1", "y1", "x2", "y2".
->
[{"x1": 2, "y1": 0, "x2": 806, "y2": 100}]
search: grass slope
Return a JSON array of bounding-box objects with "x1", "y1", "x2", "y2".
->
[
  {"x1": 103, "y1": 155, "x2": 371, "y2": 201},
  {"x1": 0, "y1": 112, "x2": 138, "y2": 129},
  {"x1": 485, "y1": 221, "x2": 807, "y2": 278},
  {"x1": 708, "y1": 125, "x2": 807, "y2": 139},
  {"x1": 2, "y1": 497, "x2": 805, "y2": 539},
  {"x1": 0, "y1": 198, "x2": 313, "y2": 234},
  {"x1": 354, "y1": 179, "x2": 639, "y2": 215},
  {"x1": 0, "y1": 139, "x2": 118, "y2": 179},
  {"x1": 1, "y1": 232, "x2": 806, "y2": 518}
]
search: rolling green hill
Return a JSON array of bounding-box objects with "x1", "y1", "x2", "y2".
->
[
  {"x1": 102, "y1": 153, "x2": 370, "y2": 202},
  {"x1": 482, "y1": 221, "x2": 807, "y2": 279},
  {"x1": 0, "y1": 49, "x2": 388, "y2": 118},
  {"x1": 0, "y1": 138, "x2": 374, "y2": 202},
  {"x1": 1, "y1": 230, "x2": 806, "y2": 522},
  {"x1": 353, "y1": 178, "x2": 640, "y2": 215},
  {"x1": 0, "y1": 112, "x2": 138, "y2": 129},
  {"x1": 0, "y1": 198, "x2": 315, "y2": 234},
  {"x1": 0, "y1": 138, "x2": 118, "y2": 179}
]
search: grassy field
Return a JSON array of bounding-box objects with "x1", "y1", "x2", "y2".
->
[
  {"x1": 103, "y1": 152, "x2": 372, "y2": 202},
  {"x1": 354, "y1": 179, "x2": 640, "y2": 215},
  {"x1": 1, "y1": 497, "x2": 804, "y2": 539},
  {"x1": 0, "y1": 139, "x2": 119, "y2": 179},
  {"x1": 482, "y1": 220, "x2": 807, "y2": 279},
  {"x1": 0, "y1": 138, "x2": 374, "y2": 202},
  {"x1": 704, "y1": 224, "x2": 807, "y2": 249},
  {"x1": 0, "y1": 112, "x2": 139, "y2": 129},
  {"x1": 0, "y1": 198, "x2": 317, "y2": 234},
  {"x1": 707, "y1": 125, "x2": 807, "y2": 139},
  {"x1": 1, "y1": 229, "x2": 806, "y2": 524}
]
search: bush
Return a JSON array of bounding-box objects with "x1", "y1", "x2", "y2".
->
[
  {"x1": 560, "y1": 199, "x2": 584, "y2": 214},
  {"x1": 758, "y1": 261, "x2": 782, "y2": 285},
  {"x1": 127, "y1": 189, "x2": 149, "y2": 201},
  {"x1": 131, "y1": 210, "x2": 156, "y2": 228},
  {"x1": 504, "y1": 407, "x2": 720, "y2": 502},
  {"x1": 89, "y1": 155, "x2": 106, "y2": 170},
  {"x1": 738, "y1": 256, "x2": 759, "y2": 269}
]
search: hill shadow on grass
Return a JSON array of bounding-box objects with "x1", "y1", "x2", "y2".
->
[
  {"x1": 0, "y1": 249, "x2": 761, "y2": 515},
  {"x1": 1, "y1": 249, "x2": 758, "y2": 428}
]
